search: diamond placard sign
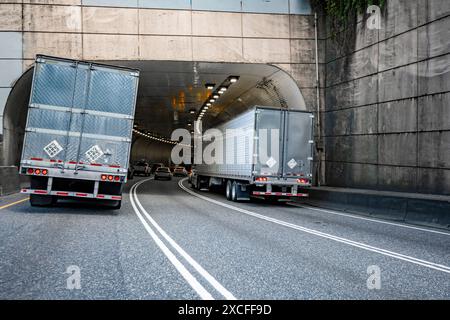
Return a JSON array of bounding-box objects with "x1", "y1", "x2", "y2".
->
[
  {"x1": 44, "y1": 140, "x2": 63, "y2": 158},
  {"x1": 85, "y1": 145, "x2": 104, "y2": 163}
]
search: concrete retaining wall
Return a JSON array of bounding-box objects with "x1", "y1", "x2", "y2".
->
[
  {"x1": 299, "y1": 187, "x2": 450, "y2": 230},
  {"x1": 322, "y1": 0, "x2": 450, "y2": 195},
  {"x1": 0, "y1": 166, "x2": 20, "y2": 196}
]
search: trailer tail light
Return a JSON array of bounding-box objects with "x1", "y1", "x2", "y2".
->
[
  {"x1": 114, "y1": 176, "x2": 120, "y2": 181},
  {"x1": 42, "y1": 169, "x2": 48, "y2": 175},
  {"x1": 101, "y1": 174, "x2": 107, "y2": 181},
  {"x1": 297, "y1": 178, "x2": 309, "y2": 184},
  {"x1": 108, "y1": 175, "x2": 114, "y2": 181},
  {"x1": 27, "y1": 168, "x2": 34, "y2": 174},
  {"x1": 35, "y1": 169, "x2": 41, "y2": 175},
  {"x1": 256, "y1": 177, "x2": 268, "y2": 182}
]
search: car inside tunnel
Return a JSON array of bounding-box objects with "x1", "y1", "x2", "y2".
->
[{"x1": 3, "y1": 60, "x2": 306, "y2": 168}]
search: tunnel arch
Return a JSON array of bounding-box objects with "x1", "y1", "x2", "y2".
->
[
  {"x1": 2, "y1": 67, "x2": 33, "y2": 167},
  {"x1": 2, "y1": 61, "x2": 307, "y2": 166}
]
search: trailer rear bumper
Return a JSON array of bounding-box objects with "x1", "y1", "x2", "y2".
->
[
  {"x1": 21, "y1": 188, "x2": 122, "y2": 200},
  {"x1": 252, "y1": 191, "x2": 309, "y2": 197}
]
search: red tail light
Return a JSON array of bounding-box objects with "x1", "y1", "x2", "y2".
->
[
  {"x1": 114, "y1": 176, "x2": 120, "y2": 181},
  {"x1": 35, "y1": 169, "x2": 41, "y2": 175},
  {"x1": 27, "y1": 168, "x2": 34, "y2": 174},
  {"x1": 108, "y1": 175, "x2": 114, "y2": 181},
  {"x1": 101, "y1": 175, "x2": 107, "y2": 181},
  {"x1": 42, "y1": 169, "x2": 48, "y2": 175},
  {"x1": 256, "y1": 177, "x2": 268, "y2": 182},
  {"x1": 297, "y1": 178, "x2": 309, "y2": 184}
]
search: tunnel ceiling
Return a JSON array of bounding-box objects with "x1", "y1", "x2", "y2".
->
[{"x1": 106, "y1": 61, "x2": 305, "y2": 137}]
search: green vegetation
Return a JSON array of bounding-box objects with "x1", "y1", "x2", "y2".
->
[{"x1": 311, "y1": 0, "x2": 386, "y2": 30}]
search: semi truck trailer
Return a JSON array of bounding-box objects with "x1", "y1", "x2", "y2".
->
[
  {"x1": 19, "y1": 55, "x2": 139, "y2": 209},
  {"x1": 190, "y1": 107, "x2": 314, "y2": 202}
]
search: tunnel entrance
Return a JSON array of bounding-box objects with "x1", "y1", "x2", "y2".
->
[{"x1": 3, "y1": 60, "x2": 305, "y2": 167}]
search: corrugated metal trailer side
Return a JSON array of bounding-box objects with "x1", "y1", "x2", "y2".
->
[{"x1": 191, "y1": 106, "x2": 313, "y2": 202}]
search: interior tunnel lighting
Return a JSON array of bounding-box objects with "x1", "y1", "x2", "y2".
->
[
  {"x1": 206, "y1": 103, "x2": 211, "y2": 107},
  {"x1": 213, "y1": 94, "x2": 219, "y2": 99},
  {"x1": 219, "y1": 87, "x2": 227, "y2": 92},
  {"x1": 205, "y1": 83, "x2": 215, "y2": 90},
  {"x1": 209, "y1": 99, "x2": 215, "y2": 103},
  {"x1": 229, "y1": 76, "x2": 239, "y2": 83},
  {"x1": 189, "y1": 109, "x2": 196, "y2": 114}
]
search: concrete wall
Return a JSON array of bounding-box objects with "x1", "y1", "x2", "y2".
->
[
  {"x1": 131, "y1": 137, "x2": 173, "y2": 165},
  {"x1": 323, "y1": 0, "x2": 450, "y2": 195}
]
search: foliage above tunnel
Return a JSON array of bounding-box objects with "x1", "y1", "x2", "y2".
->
[{"x1": 311, "y1": 0, "x2": 386, "y2": 33}]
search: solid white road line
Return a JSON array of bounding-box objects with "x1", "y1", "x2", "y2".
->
[
  {"x1": 179, "y1": 179, "x2": 450, "y2": 274},
  {"x1": 289, "y1": 202, "x2": 450, "y2": 237},
  {"x1": 129, "y1": 182, "x2": 214, "y2": 300},
  {"x1": 132, "y1": 178, "x2": 237, "y2": 300}
]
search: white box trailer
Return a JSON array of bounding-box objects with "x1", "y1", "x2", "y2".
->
[
  {"x1": 190, "y1": 106, "x2": 314, "y2": 201},
  {"x1": 19, "y1": 55, "x2": 139, "y2": 209}
]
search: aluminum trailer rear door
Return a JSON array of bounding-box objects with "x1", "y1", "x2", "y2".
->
[
  {"x1": 21, "y1": 56, "x2": 138, "y2": 205},
  {"x1": 281, "y1": 110, "x2": 313, "y2": 180},
  {"x1": 22, "y1": 56, "x2": 138, "y2": 173},
  {"x1": 253, "y1": 108, "x2": 283, "y2": 177}
]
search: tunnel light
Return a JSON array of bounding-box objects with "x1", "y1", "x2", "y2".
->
[
  {"x1": 204, "y1": 106, "x2": 209, "y2": 110},
  {"x1": 187, "y1": 123, "x2": 192, "y2": 126},
  {"x1": 213, "y1": 94, "x2": 219, "y2": 99},
  {"x1": 189, "y1": 109, "x2": 196, "y2": 114},
  {"x1": 229, "y1": 76, "x2": 239, "y2": 83},
  {"x1": 209, "y1": 99, "x2": 215, "y2": 103},
  {"x1": 206, "y1": 103, "x2": 211, "y2": 107},
  {"x1": 205, "y1": 83, "x2": 215, "y2": 90},
  {"x1": 219, "y1": 87, "x2": 227, "y2": 92}
]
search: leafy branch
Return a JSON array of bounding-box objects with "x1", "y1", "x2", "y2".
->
[{"x1": 311, "y1": 0, "x2": 386, "y2": 33}]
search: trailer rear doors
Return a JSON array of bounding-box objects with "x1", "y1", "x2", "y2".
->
[
  {"x1": 21, "y1": 56, "x2": 139, "y2": 173},
  {"x1": 253, "y1": 107, "x2": 313, "y2": 178}
]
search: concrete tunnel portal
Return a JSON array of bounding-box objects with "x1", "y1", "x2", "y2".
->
[{"x1": 3, "y1": 60, "x2": 307, "y2": 167}]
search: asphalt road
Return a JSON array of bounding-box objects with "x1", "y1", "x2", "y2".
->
[{"x1": 0, "y1": 176, "x2": 449, "y2": 299}]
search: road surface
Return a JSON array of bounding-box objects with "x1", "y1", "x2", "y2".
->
[{"x1": 0, "y1": 177, "x2": 449, "y2": 299}]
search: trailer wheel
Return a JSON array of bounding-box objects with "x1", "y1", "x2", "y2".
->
[
  {"x1": 111, "y1": 200, "x2": 121, "y2": 210},
  {"x1": 30, "y1": 194, "x2": 54, "y2": 207},
  {"x1": 225, "y1": 180, "x2": 232, "y2": 200},
  {"x1": 231, "y1": 181, "x2": 238, "y2": 202}
]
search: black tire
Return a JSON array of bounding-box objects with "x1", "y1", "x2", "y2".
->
[
  {"x1": 231, "y1": 181, "x2": 238, "y2": 202},
  {"x1": 30, "y1": 194, "x2": 54, "y2": 207},
  {"x1": 111, "y1": 200, "x2": 121, "y2": 210},
  {"x1": 225, "y1": 180, "x2": 232, "y2": 201},
  {"x1": 195, "y1": 177, "x2": 200, "y2": 190}
]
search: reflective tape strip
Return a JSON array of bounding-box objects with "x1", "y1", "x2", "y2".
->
[
  {"x1": 21, "y1": 189, "x2": 122, "y2": 200},
  {"x1": 252, "y1": 191, "x2": 308, "y2": 197}
]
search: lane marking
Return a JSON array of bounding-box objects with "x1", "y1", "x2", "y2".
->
[
  {"x1": 0, "y1": 198, "x2": 29, "y2": 210},
  {"x1": 289, "y1": 202, "x2": 450, "y2": 236},
  {"x1": 129, "y1": 181, "x2": 214, "y2": 300},
  {"x1": 133, "y1": 179, "x2": 237, "y2": 300},
  {"x1": 179, "y1": 179, "x2": 450, "y2": 274}
]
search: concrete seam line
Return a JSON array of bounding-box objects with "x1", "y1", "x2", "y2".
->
[
  {"x1": 129, "y1": 181, "x2": 214, "y2": 300},
  {"x1": 133, "y1": 178, "x2": 237, "y2": 300},
  {"x1": 289, "y1": 203, "x2": 450, "y2": 236},
  {"x1": 178, "y1": 179, "x2": 450, "y2": 274}
]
